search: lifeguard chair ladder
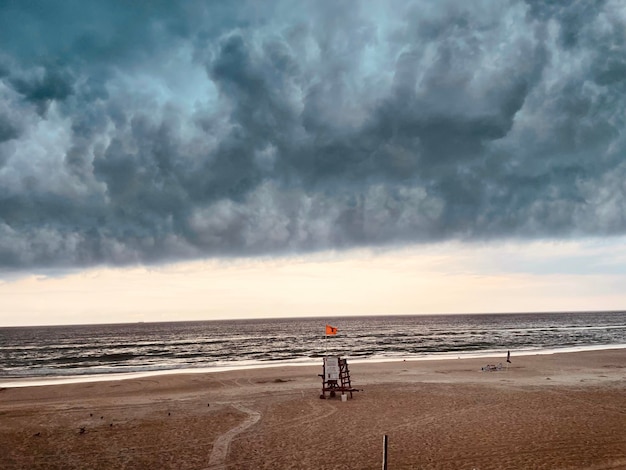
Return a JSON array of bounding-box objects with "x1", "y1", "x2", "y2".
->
[{"x1": 319, "y1": 356, "x2": 359, "y2": 399}]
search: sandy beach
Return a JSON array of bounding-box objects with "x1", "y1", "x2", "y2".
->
[{"x1": 1, "y1": 350, "x2": 625, "y2": 469}]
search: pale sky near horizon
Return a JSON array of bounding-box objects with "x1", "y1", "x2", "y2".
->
[
  {"x1": 2, "y1": 237, "x2": 626, "y2": 326},
  {"x1": 1, "y1": 1, "x2": 626, "y2": 326}
]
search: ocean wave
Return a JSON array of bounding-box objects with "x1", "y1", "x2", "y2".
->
[{"x1": 1, "y1": 312, "x2": 625, "y2": 380}]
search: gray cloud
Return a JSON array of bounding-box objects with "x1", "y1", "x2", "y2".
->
[{"x1": 0, "y1": 0, "x2": 625, "y2": 271}]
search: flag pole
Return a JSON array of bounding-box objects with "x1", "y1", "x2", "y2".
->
[{"x1": 325, "y1": 326, "x2": 328, "y2": 357}]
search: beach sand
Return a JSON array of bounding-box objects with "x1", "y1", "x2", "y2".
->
[{"x1": 1, "y1": 350, "x2": 625, "y2": 469}]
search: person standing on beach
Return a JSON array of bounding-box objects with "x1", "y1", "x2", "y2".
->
[{"x1": 507, "y1": 350, "x2": 512, "y2": 363}]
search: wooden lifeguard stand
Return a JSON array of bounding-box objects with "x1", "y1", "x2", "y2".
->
[{"x1": 319, "y1": 356, "x2": 359, "y2": 399}]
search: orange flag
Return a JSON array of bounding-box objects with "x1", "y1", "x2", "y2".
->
[{"x1": 325, "y1": 324, "x2": 338, "y2": 335}]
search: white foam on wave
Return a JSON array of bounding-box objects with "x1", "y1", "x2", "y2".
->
[{"x1": 1, "y1": 343, "x2": 624, "y2": 389}]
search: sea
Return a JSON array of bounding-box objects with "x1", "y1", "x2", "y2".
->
[{"x1": 1, "y1": 311, "x2": 625, "y2": 387}]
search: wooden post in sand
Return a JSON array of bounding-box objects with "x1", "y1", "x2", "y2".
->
[{"x1": 382, "y1": 434, "x2": 388, "y2": 470}]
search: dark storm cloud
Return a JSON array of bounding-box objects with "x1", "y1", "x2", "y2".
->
[{"x1": 0, "y1": 0, "x2": 625, "y2": 270}]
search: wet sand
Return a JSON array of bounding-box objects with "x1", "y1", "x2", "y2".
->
[{"x1": 1, "y1": 350, "x2": 625, "y2": 469}]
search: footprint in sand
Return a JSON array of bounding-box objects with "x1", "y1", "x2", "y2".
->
[{"x1": 207, "y1": 403, "x2": 261, "y2": 469}]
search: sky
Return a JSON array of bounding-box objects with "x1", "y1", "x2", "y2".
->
[{"x1": 1, "y1": 0, "x2": 626, "y2": 326}]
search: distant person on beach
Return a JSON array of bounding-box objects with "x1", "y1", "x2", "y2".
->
[{"x1": 507, "y1": 350, "x2": 511, "y2": 363}]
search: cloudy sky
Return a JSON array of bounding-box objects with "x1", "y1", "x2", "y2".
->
[{"x1": 1, "y1": 0, "x2": 625, "y2": 326}]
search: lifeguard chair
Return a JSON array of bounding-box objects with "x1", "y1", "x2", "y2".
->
[{"x1": 319, "y1": 356, "x2": 359, "y2": 399}]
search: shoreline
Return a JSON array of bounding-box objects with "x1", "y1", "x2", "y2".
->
[
  {"x1": 2, "y1": 343, "x2": 626, "y2": 388},
  {"x1": 1, "y1": 349, "x2": 624, "y2": 469}
]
